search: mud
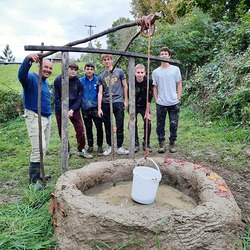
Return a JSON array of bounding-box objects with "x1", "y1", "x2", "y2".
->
[{"x1": 84, "y1": 181, "x2": 197, "y2": 210}]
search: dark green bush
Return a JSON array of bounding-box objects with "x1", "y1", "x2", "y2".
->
[
  {"x1": 0, "y1": 90, "x2": 23, "y2": 124},
  {"x1": 182, "y1": 48, "x2": 250, "y2": 126}
]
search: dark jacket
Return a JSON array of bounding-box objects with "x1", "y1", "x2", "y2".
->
[
  {"x1": 135, "y1": 76, "x2": 153, "y2": 108},
  {"x1": 53, "y1": 75, "x2": 83, "y2": 114}
]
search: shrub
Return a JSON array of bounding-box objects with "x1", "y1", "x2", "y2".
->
[{"x1": 0, "y1": 90, "x2": 23, "y2": 123}]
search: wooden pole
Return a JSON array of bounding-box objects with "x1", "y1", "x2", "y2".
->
[
  {"x1": 111, "y1": 31, "x2": 140, "y2": 73},
  {"x1": 61, "y1": 52, "x2": 69, "y2": 173},
  {"x1": 108, "y1": 73, "x2": 115, "y2": 161},
  {"x1": 38, "y1": 43, "x2": 46, "y2": 186},
  {"x1": 128, "y1": 57, "x2": 135, "y2": 159}
]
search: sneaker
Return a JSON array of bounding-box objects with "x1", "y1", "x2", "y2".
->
[
  {"x1": 169, "y1": 142, "x2": 177, "y2": 153},
  {"x1": 158, "y1": 141, "x2": 166, "y2": 153},
  {"x1": 87, "y1": 147, "x2": 94, "y2": 154},
  {"x1": 103, "y1": 146, "x2": 112, "y2": 156},
  {"x1": 134, "y1": 145, "x2": 140, "y2": 153},
  {"x1": 135, "y1": 143, "x2": 140, "y2": 153},
  {"x1": 117, "y1": 146, "x2": 129, "y2": 155},
  {"x1": 97, "y1": 146, "x2": 104, "y2": 156},
  {"x1": 78, "y1": 149, "x2": 93, "y2": 158}
]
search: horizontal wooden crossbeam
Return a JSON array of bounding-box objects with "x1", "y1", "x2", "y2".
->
[{"x1": 24, "y1": 45, "x2": 181, "y2": 65}]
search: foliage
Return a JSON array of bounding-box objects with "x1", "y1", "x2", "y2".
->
[
  {"x1": 130, "y1": 0, "x2": 250, "y2": 23},
  {"x1": 0, "y1": 44, "x2": 15, "y2": 62},
  {"x1": 0, "y1": 90, "x2": 23, "y2": 123},
  {"x1": 151, "y1": 8, "x2": 216, "y2": 68},
  {"x1": 183, "y1": 47, "x2": 250, "y2": 125},
  {"x1": 106, "y1": 17, "x2": 137, "y2": 51}
]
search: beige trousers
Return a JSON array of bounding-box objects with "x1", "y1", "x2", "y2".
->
[{"x1": 24, "y1": 109, "x2": 51, "y2": 162}]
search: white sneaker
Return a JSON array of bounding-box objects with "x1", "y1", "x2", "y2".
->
[
  {"x1": 103, "y1": 146, "x2": 112, "y2": 156},
  {"x1": 117, "y1": 146, "x2": 129, "y2": 155}
]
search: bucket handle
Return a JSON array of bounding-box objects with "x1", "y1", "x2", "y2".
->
[{"x1": 137, "y1": 157, "x2": 160, "y2": 172}]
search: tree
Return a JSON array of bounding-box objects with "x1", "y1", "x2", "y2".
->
[
  {"x1": 0, "y1": 44, "x2": 15, "y2": 62},
  {"x1": 131, "y1": 0, "x2": 250, "y2": 23},
  {"x1": 106, "y1": 17, "x2": 137, "y2": 51}
]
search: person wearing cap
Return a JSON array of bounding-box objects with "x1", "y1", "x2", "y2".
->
[
  {"x1": 53, "y1": 61, "x2": 92, "y2": 158},
  {"x1": 80, "y1": 62, "x2": 104, "y2": 156}
]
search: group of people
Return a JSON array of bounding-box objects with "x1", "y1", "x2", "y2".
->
[{"x1": 18, "y1": 47, "x2": 182, "y2": 186}]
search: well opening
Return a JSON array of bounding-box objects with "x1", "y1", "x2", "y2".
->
[{"x1": 52, "y1": 158, "x2": 242, "y2": 250}]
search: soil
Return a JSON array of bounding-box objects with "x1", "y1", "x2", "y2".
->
[{"x1": 84, "y1": 181, "x2": 197, "y2": 210}]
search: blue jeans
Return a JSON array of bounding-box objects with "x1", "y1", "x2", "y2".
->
[
  {"x1": 156, "y1": 103, "x2": 180, "y2": 143},
  {"x1": 102, "y1": 102, "x2": 125, "y2": 148}
]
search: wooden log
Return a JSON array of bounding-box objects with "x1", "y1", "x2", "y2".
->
[
  {"x1": 24, "y1": 45, "x2": 181, "y2": 65},
  {"x1": 61, "y1": 52, "x2": 69, "y2": 173},
  {"x1": 128, "y1": 57, "x2": 135, "y2": 159}
]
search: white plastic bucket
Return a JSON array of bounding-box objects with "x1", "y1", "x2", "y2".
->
[{"x1": 131, "y1": 158, "x2": 162, "y2": 204}]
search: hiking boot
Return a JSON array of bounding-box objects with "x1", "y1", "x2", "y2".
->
[
  {"x1": 29, "y1": 162, "x2": 41, "y2": 184},
  {"x1": 40, "y1": 174, "x2": 52, "y2": 181},
  {"x1": 158, "y1": 141, "x2": 166, "y2": 153},
  {"x1": 103, "y1": 146, "x2": 112, "y2": 156},
  {"x1": 97, "y1": 146, "x2": 104, "y2": 156},
  {"x1": 30, "y1": 181, "x2": 43, "y2": 191},
  {"x1": 169, "y1": 142, "x2": 177, "y2": 153},
  {"x1": 78, "y1": 149, "x2": 93, "y2": 158},
  {"x1": 117, "y1": 146, "x2": 129, "y2": 155},
  {"x1": 87, "y1": 147, "x2": 94, "y2": 154}
]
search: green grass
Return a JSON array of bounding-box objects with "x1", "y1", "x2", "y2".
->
[
  {"x1": 0, "y1": 61, "x2": 87, "y2": 94},
  {"x1": 0, "y1": 64, "x2": 249, "y2": 249},
  {"x1": 0, "y1": 107, "x2": 249, "y2": 249},
  {"x1": 0, "y1": 186, "x2": 57, "y2": 250}
]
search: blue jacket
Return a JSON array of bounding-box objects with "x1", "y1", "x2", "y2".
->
[
  {"x1": 80, "y1": 74, "x2": 98, "y2": 110},
  {"x1": 18, "y1": 57, "x2": 52, "y2": 117},
  {"x1": 53, "y1": 75, "x2": 83, "y2": 114}
]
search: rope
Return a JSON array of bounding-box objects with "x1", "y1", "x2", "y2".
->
[
  {"x1": 135, "y1": 14, "x2": 155, "y2": 159},
  {"x1": 136, "y1": 14, "x2": 156, "y2": 38}
]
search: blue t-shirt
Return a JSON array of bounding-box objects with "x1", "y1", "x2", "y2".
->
[{"x1": 18, "y1": 58, "x2": 52, "y2": 117}]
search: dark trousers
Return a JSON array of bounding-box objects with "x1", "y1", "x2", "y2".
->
[
  {"x1": 102, "y1": 102, "x2": 124, "y2": 148},
  {"x1": 135, "y1": 107, "x2": 151, "y2": 146},
  {"x1": 56, "y1": 110, "x2": 86, "y2": 152},
  {"x1": 82, "y1": 108, "x2": 103, "y2": 148},
  {"x1": 156, "y1": 103, "x2": 180, "y2": 143}
]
